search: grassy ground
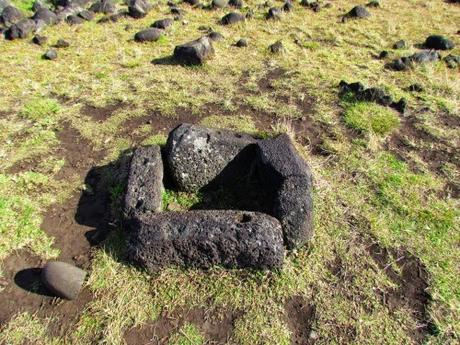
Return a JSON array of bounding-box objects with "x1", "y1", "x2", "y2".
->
[{"x1": 0, "y1": 0, "x2": 459, "y2": 344}]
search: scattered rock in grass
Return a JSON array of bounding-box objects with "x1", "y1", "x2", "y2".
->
[
  {"x1": 0, "y1": 0, "x2": 10, "y2": 12},
  {"x1": 127, "y1": 210, "x2": 285, "y2": 270},
  {"x1": 207, "y1": 31, "x2": 223, "y2": 41},
  {"x1": 256, "y1": 134, "x2": 314, "y2": 249},
  {"x1": 378, "y1": 50, "x2": 389, "y2": 59},
  {"x1": 55, "y1": 38, "x2": 70, "y2": 48},
  {"x1": 173, "y1": 36, "x2": 214, "y2": 65},
  {"x1": 32, "y1": 34, "x2": 47, "y2": 45},
  {"x1": 128, "y1": 0, "x2": 152, "y2": 19},
  {"x1": 235, "y1": 38, "x2": 247, "y2": 47},
  {"x1": 386, "y1": 50, "x2": 440, "y2": 71},
  {"x1": 78, "y1": 10, "x2": 95, "y2": 21},
  {"x1": 134, "y1": 27, "x2": 162, "y2": 42},
  {"x1": 344, "y1": 5, "x2": 370, "y2": 20},
  {"x1": 385, "y1": 58, "x2": 407, "y2": 71},
  {"x1": 408, "y1": 83, "x2": 423, "y2": 92},
  {"x1": 267, "y1": 7, "x2": 282, "y2": 20},
  {"x1": 165, "y1": 123, "x2": 256, "y2": 191},
  {"x1": 124, "y1": 145, "x2": 163, "y2": 220},
  {"x1": 184, "y1": 0, "x2": 199, "y2": 5},
  {"x1": 269, "y1": 40, "x2": 284, "y2": 53},
  {"x1": 220, "y1": 12, "x2": 244, "y2": 25},
  {"x1": 212, "y1": 0, "x2": 228, "y2": 8},
  {"x1": 393, "y1": 39, "x2": 407, "y2": 49},
  {"x1": 98, "y1": 13, "x2": 123, "y2": 23},
  {"x1": 4, "y1": 19, "x2": 36, "y2": 40},
  {"x1": 392, "y1": 98, "x2": 407, "y2": 114},
  {"x1": 229, "y1": 0, "x2": 243, "y2": 8},
  {"x1": 43, "y1": 49, "x2": 57, "y2": 60},
  {"x1": 283, "y1": 0, "x2": 294, "y2": 12},
  {"x1": 41, "y1": 261, "x2": 86, "y2": 300},
  {"x1": 0, "y1": 5, "x2": 23, "y2": 27},
  {"x1": 444, "y1": 54, "x2": 460, "y2": 68},
  {"x1": 366, "y1": 0, "x2": 380, "y2": 7},
  {"x1": 301, "y1": 0, "x2": 320, "y2": 11},
  {"x1": 89, "y1": 0, "x2": 116, "y2": 14},
  {"x1": 151, "y1": 18, "x2": 173, "y2": 29},
  {"x1": 424, "y1": 35, "x2": 455, "y2": 50},
  {"x1": 66, "y1": 14, "x2": 84, "y2": 25},
  {"x1": 32, "y1": 8, "x2": 57, "y2": 25},
  {"x1": 170, "y1": 6, "x2": 184, "y2": 17},
  {"x1": 32, "y1": 1, "x2": 44, "y2": 12}
]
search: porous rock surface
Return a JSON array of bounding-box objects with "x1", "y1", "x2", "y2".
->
[
  {"x1": 124, "y1": 145, "x2": 163, "y2": 220},
  {"x1": 256, "y1": 134, "x2": 313, "y2": 249},
  {"x1": 173, "y1": 36, "x2": 214, "y2": 65},
  {"x1": 164, "y1": 123, "x2": 257, "y2": 192},
  {"x1": 127, "y1": 210, "x2": 285, "y2": 270}
]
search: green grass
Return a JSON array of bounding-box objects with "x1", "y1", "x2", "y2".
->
[
  {"x1": 0, "y1": 0, "x2": 459, "y2": 344},
  {"x1": 343, "y1": 102, "x2": 400, "y2": 136},
  {"x1": 169, "y1": 323, "x2": 204, "y2": 345}
]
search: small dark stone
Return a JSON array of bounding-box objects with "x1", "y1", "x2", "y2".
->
[
  {"x1": 32, "y1": 34, "x2": 47, "y2": 45},
  {"x1": 393, "y1": 39, "x2": 407, "y2": 49},
  {"x1": 89, "y1": 0, "x2": 116, "y2": 14},
  {"x1": 444, "y1": 54, "x2": 460, "y2": 68},
  {"x1": 366, "y1": 0, "x2": 380, "y2": 7},
  {"x1": 66, "y1": 14, "x2": 84, "y2": 25},
  {"x1": 128, "y1": 0, "x2": 152, "y2": 19},
  {"x1": 212, "y1": 0, "x2": 228, "y2": 8},
  {"x1": 229, "y1": 0, "x2": 243, "y2": 8},
  {"x1": 127, "y1": 210, "x2": 285, "y2": 271},
  {"x1": 378, "y1": 50, "x2": 389, "y2": 59},
  {"x1": 32, "y1": 8, "x2": 57, "y2": 25},
  {"x1": 267, "y1": 7, "x2": 282, "y2": 20},
  {"x1": 43, "y1": 49, "x2": 57, "y2": 60},
  {"x1": 235, "y1": 38, "x2": 247, "y2": 47},
  {"x1": 134, "y1": 28, "x2": 162, "y2": 42},
  {"x1": 283, "y1": 0, "x2": 293, "y2": 12},
  {"x1": 269, "y1": 40, "x2": 284, "y2": 53},
  {"x1": 221, "y1": 12, "x2": 245, "y2": 25},
  {"x1": 41, "y1": 261, "x2": 86, "y2": 300},
  {"x1": 207, "y1": 31, "x2": 223, "y2": 41},
  {"x1": 78, "y1": 10, "x2": 95, "y2": 21},
  {"x1": 55, "y1": 38, "x2": 70, "y2": 48},
  {"x1": 409, "y1": 50, "x2": 439, "y2": 63},
  {"x1": 173, "y1": 36, "x2": 214, "y2": 65},
  {"x1": 345, "y1": 5, "x2": 370, "y2": 19},
  {"x1": 385, "y1": 58, "x2": 408, "y2": 71},
  {"x1": 151, "y1": 18, "x2": 173, "y2": 30},
  {"x1": 424, "y1": 35, "x2": 455, "y2": 50},
  {"x1": 184, "y1": 0, "x2": 199, "y2": 5},
  {"x1": 408, "y1": 83, "x2": 423, "y2": 92}
]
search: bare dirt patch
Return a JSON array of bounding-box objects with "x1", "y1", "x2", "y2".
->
[
  {"x1": 284, "y1": 295, "x2": 316, "y2": 345},
  {"x1": 81, "y1": 102, "x2": 125, "y2": 122},
  {"x1": 124, "y1": 307, "x2": 240, "y2": 345},
  {"x1": 0, "y1": 250, "x2": 93, "y2": 337}
]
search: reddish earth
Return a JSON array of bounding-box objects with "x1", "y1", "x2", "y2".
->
[{"x1": 284, "y1": 296, "x2": 317, "y2": 345}]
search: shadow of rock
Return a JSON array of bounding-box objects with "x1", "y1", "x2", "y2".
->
[
  {"x1": 14, "y1": 268, "x2": 55, "y2": 297},
  {"x1": 151, "y1": 55, "x2": 182, "y2": 66}
]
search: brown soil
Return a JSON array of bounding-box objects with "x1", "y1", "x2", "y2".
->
[
  {"x1": 364, "y1": 237, "x2": 434, "y2": 343},
  {"x1": 81, "y1": 101, "x2": 126, "y2": 122},
  {"x1": 0, "y1": 250, "x2": 93, "y2": 337},
  {"x1": 124, "y1": 307, "x2": 240, "y2": 345},
  {"x1": 284, "y1": 296, "x2": 317, "y2": 345}
]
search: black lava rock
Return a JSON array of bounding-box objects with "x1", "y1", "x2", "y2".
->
[
  {"x1": 269, "y1": 40, "x2": 284, "y2": 53},
  {"x1": 66, "y1": 15, "x2": 84, "y2": 25},
  {"x1": 408, "y1": 83, "x2": 423, "y2": 92},
  {"x1": 55, "y1": 38, "x2": 70, "y2": 48},
  {"x1": 235, "y1": 38, "x2": 247, "y2": 47},
  {"x1": 221, "y1": 12, "x2": 245, "y2": 25},
  {"x1": 89, "y1": 0, "x2": 116, "y2": 14},
  {"x1": 267, "y1": 7, "x2": 282, "y2": 20},
  {"x1": 393, "y1": 39, "x2": 407, "y2": 49},
  {"x1": 229, "y1": 0, "x2": 243, "y2": 8},
  {"x1": 32, "y1": 8, "x2": 57, "y2": 25},
  {"x1": 127, "y1": 210, "x2": 285, "y2": 270},
  {"x1": 32, "y1": 34, "x2": 47, "y2": 45},
  {"x1": 378, "y1": 50, "x2": 389, "y2": 59},
  {"x1": 173, "y1": 36, "x2": 215, "y2": 65},
  {"x1": 4, "y1": 19, "x2": 36, "y2": 40},
  {"x1": 345, "y1": 5, "x2": 370, "y2": 19},
  {"x1": 444, "y1": 54, "x2": 460, "y2": 68},
  {"x1": 43, "y1": 49, "x2": 57, "y2": 60},
  {"x1": 283, "y1": 0, "x2": 293, "y2": 11},
  {"x1": 0, "y1": 5, "x2": 23, "y2": 27},
  {"x1": 208, "y1": 31, "x2": 223, "y2": 42},
  {"x1": 78, "y1": 10, "x2": 95, "y2": 21},
  {"x1": 128, "y1": 0, "x2": 152, "y2": 19},
  {"x1": 165, "y1": 123, "x2": 256, "y2": 191},
  {"x1": 424, "y1": 35, "x2": 455, "y2": 50},
  {"x1": 256, "y1": 134, "x2": 314, "y2": 249},
  {"x1": 151, "y1": 18, "x2": 173, "y2": 30},
  {"x1": 134, "y1": 28, "x2": 162, "y2": 42},
  {"x1": 124, "y1": 145, "x2": 163, "y2": 220}
]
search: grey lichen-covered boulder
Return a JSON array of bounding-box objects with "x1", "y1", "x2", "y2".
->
[
  {"x1": 0, "y1": 5, "x2": 23, "y2": 27},
  {"x1": 124, "y1": 145, "x2": 163, "y2": 219},
  {"x1": 164, "y1": 123, "x2": 257, "y2": 192},
  {"x1": 256, "y1": 134, "x2": 313, "y2": 249},
  {"x1": 41, "y1": 261, "x2": 87, "y2": 300},
  {"x1": 127, "y1": 210, "x2": 285, "y2": 270},
  {"x1": 173, "y1": 36, "x2": 214, "y2": 65},
  {"x1": 32, "y1": 8, "x2": 58, "y2": 25}
]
